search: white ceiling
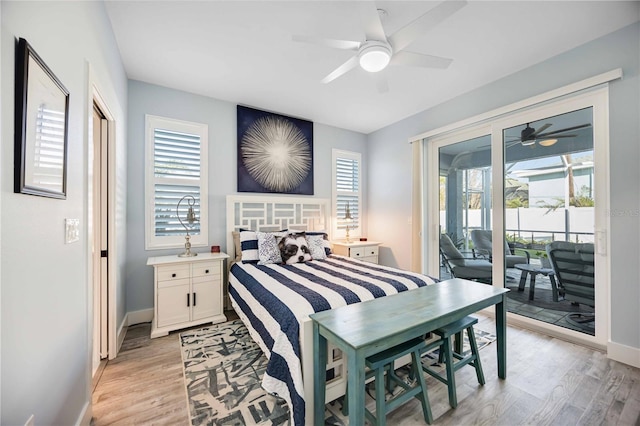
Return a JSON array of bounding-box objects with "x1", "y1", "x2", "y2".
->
[{"x1": 104, "y1": 1, "x2": 639, "y2": 134}]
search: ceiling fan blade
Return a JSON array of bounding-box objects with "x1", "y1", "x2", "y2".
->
[
  {"x1": 538, "y1": 123, "x2": 591, "y2": 137},
  {"x1": 292, "y1": 35, "x2": 360, "y2": 51},
  {"x1": 358, "y1": 1, "x2": 387, "y2": 41},
  {"x1": 531, "y1": 123, "x2": 552, "y2": 137},
  {"x1": 548, "y1": 134, "x2": 577, "y2": 139},
  {"x1": 388, "y1": 0, "x2": 467, "y2": 52},
  {"x1": 321, "y1": 56, "x2": 359, "y2": 84},
  {"x1": 372, "y1": 72, "x2": 389, "y2": 93},
  {"x1": 390, "y1": 51, "x2": 452, "y2": 69}
]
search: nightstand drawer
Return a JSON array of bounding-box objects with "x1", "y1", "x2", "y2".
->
[
  {"x1": 192, "y1": 262, "x2": 221, "y2": 278},
  {"x1": 363, "y1": 246, "x2": 379, "y2": 257},
  {"x1": 349, "y1": 247, "x2": 365, "y2": 258},
  {"x1": 157, "y1": 264, "x2": 190, "y2": 281},
  {"x1": 332, "y1": 241, "x2": 381, "y2": 265}
]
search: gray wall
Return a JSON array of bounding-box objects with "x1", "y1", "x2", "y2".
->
[
  {"x1": 0, "y1": 1, "x2": 128, "y2": 424},
  {"x1": 367, "y1": 22, "x2": 640, "y2": 350},
  {"x1": 125, "y1": 80, "x2": 367, "y2": 313}
]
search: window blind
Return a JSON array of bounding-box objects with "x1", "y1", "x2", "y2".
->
[
  {"x1": 145, "y1": 115, "x2": 208, "y2": 250},
  {"x1": 153, "y1": 184, "x2": 201, "y2": 236},
  {"x1": 335, "y1": 155, "x2": 360, "y2": 230},
  {"x1": 153, "y1": 128, "x2": 201, "y2": 237}
]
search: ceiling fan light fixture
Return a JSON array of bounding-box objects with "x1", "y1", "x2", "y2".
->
[
  {"x1": 521, "y1": 139, "x2": 536, "y2": 147},
  {"x1": 358, "y1": 42, "x2": 392, "y2": 72},
  {"x1": 539, "y1": 138, "x2": 558, "y2": 147}
]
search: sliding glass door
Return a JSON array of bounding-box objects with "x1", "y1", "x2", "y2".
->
[
  {"x1": 427, "y1": 88, "x2": 609, "y2": 345},
  {"x1": 502, "y1": 108, "x2": 595, "y2": 336}
]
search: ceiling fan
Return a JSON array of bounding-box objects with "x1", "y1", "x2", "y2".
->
[
  {"x1": 292, "y1": 0, "x2": 467, "y2": 92},
  {"x1": 507, "y1": 123, "x2": 591, "y2": 148}
]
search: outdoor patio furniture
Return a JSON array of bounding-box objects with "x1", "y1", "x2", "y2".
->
[
  {"x1": 514, "y1": 263, "x2": 559, "y2": 301},
  {"x1": 470, "y1": 230, "x2": 530, "y2": 268},
  {"x1": 546, "y1": 241, "x2": 595, "y2": 325},
  {"x1": 439, "y1": 234, "x2": 492, "y2": 283}
]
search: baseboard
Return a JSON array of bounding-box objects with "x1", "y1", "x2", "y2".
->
[
  {"x1": 75, "y1": 400, "x2": 92, "y2": 426},
  {"x1": 127, "y1": 308, "x2": 154, "y2": 325},
  {"x1": 607, "y1": 340, "x2": 640, "y2": 368},
  {"x1": 116, "y1": 314, "x2": 128, "y2": 357}
]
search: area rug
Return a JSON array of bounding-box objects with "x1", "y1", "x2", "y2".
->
[{"x1": 180, "y1": 319, "x2": 496, "y2": 425}]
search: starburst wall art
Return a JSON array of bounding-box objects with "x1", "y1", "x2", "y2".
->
[{"x1": 237, "y1": 105, "x2": 313, "y2": 195}]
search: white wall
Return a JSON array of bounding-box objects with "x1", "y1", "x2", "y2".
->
[
  {"x1": 0, "y1": 0, "x2": 3, "y2": 420},
  {"x1": 125, "y1": 80, "x2": 367, "y2": 313},
  {"x1": 368, "y1": 23, "x2": 640, "y2": 353},
  {"x1": 0, "y1": 2, "x2": 127, "y2": 424}
]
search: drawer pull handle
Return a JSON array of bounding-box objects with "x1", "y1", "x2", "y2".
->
[
  {"x1": 187, "y1": 293, "x2": 190, "y2": 307},
  {"x1": 172, "y1": 273, "x2": 177, "y2": 278},
  {"x1": 193, "y1": 292, "x2": 197, "y2": 306},
  {"x1": 205, "y1": 269, "x2": 209, "y2": 274}
]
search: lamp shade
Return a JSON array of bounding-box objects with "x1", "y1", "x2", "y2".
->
[
  {"x1": 358, "y1": 42, "x2": 392, "y2": 72},
  {"x1": 538, "y1": 138, "x2": 558, "y2": 147}
]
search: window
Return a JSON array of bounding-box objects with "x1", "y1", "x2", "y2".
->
[
  {"x1": 145, "y1": 115, "x2": 208, "y2": 250},
  {"x1": 332, "y1": 149, "x2": 361, "y2": 239}
]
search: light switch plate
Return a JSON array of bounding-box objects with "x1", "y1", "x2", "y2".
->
[{"x1": 65, "y1": 218, "x2": 80, "y2": 244}]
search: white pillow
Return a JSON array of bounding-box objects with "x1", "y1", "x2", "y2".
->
[
  {"x1": 257, "y1": 232, "x2": 283, "y2": 265},
  {"x1": 306, "y1": 234, "x2": 327, "y2": 260}
]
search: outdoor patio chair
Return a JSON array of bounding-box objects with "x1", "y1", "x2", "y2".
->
[
  {"x1": 439, "y1": 234, "x2": 492, "y2": 283},
  {"x1": 470, "y1": 230, "x2": 530, "y2": 268},
  {"x1": 546, "y1": 241, "x2": 595, "y2": 325}
]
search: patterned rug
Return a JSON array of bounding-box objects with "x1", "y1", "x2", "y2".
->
[{"x1": 180, "y1": 319, "x2": 496, "y2": 425}]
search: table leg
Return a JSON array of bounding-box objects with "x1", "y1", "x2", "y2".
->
[
  {"x1": 495, "y1": 295, "x2": 507, "y2": 379},
  {"x1": 528, "y1": 273, "x2": 537, "y2": 300},
  {"x1": 347, "y1": 349, "x2": 366, "y2": 425},
  {"x1": 549, "y1": 274, "x2": 559, "y2": 302},
  {"x1": 518, "y1": 270, "x2": 528, "y2": 291},
  {"x1": 313, "y1": 323, "x2": 327, "y2": 426}
]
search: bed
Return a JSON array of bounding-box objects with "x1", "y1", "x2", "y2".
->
[{"x1": 225, "y1": 195, "x2": 438, "y2": 425}]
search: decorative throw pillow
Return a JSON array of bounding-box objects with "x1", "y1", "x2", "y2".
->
[
  {"x1": 257, "y1": 232, "x2": 283, "y2": 265},
  {"x1": 279, "y1": 232, "x2": 312, "y2": 265},
  {"x1": 305, "y1": 231, "x2": 332, "y2": 256},
  {"x1": 305, "y1": 234, "x2": 327, "y2": 260}
]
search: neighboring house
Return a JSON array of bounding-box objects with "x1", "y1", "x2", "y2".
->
[
  {"x1": 1, "y1": 2, "x2": 638, "y2": 425},
  {"x1": 513, "y1": 154, "x2": 594, "y2": 207}
]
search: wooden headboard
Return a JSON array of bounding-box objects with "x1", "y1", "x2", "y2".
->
[{"x1": 225, "y1": 195, "x2": 331, "y2": 257}]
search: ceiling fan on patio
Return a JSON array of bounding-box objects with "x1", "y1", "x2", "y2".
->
[
  {"x1": 506, "y1": 123, "x2": 591, "y2": 148},
  {"x1": 292, "y1": 0, "x2": 467, "y2": 93}
]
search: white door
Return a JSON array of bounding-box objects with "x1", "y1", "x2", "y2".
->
[{"x1": 92, "y1": 104, "x2": 109, "y2": 374}]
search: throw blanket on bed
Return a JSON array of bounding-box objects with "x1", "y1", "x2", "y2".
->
[{"x1": 229, "y1": 255, "x2": 437, "y2": 425}]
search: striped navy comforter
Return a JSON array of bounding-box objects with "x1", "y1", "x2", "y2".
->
[{"x1": 228, "y1": 254, "x2": 438, "y2": 425}]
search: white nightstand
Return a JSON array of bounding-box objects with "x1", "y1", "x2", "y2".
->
[
  {"x1": 147, "y1": 252, "x2": 229, "y2": 338},
  {"x1": 332, "y1": 241, "x2": 381, "y2": 264}
]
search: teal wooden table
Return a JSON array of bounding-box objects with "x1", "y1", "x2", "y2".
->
[{"x1": 310, "y1": 278, "x2": 509, "y2": 425}]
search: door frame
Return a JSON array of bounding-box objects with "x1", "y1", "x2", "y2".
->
[
  {"x1": 425, "y1": 86, "x2": 611, "y2": 348},
  {"x1": 86, "y1": 67, "x2": 118, "y2": 376}
]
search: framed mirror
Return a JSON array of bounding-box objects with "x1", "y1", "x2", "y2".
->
[{"x1": 14, "y1": 37, "x2": 69, "y2": 199}]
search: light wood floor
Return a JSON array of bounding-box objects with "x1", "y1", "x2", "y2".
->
[{"x1": 92, "y1": 311, "x2": 640, "y2": 425}]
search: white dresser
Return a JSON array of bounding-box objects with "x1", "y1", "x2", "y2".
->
[
  {"x1": 147, "y1": 252, "x2": 229, "y2": 338},
  {"x1": 332, "y1": 241, "x2": 381, "y2": 264}
]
